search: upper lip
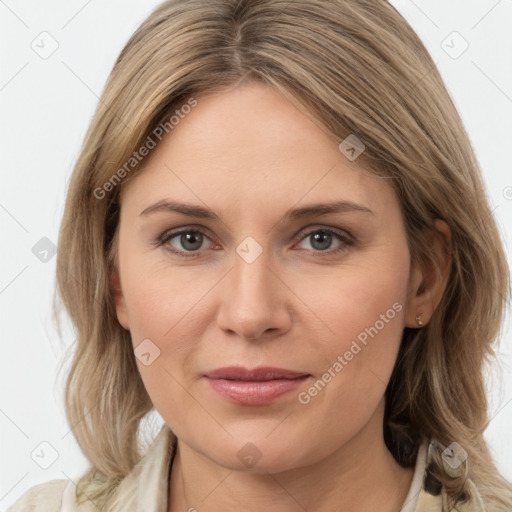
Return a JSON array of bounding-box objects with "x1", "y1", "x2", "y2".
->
[{"x1": 204, "y1": 366, "x2": 310, "y2": 381}]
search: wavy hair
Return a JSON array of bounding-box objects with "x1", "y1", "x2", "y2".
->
[{"x1": 53, "y1": 0, "x2": 512, "y2": 510}]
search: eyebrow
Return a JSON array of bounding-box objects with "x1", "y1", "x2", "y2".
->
[{"x1": 139, "y1": 199, "x2": 374, "y2": 222}]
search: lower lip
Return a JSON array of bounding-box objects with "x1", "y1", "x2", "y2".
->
[{"x1": 204, "y1": 376, "x2": 310, "y2": 405}]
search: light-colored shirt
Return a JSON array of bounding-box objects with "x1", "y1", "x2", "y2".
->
[{"x1": 7, "y1": 423, "x2": 486, "y2": 511}]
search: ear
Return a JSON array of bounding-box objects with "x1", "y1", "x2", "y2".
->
[
  {"x1": 111, "y1": 267, "x2": 130, "y2": 330},
  {"x1": 404, "y1": 219, "x2": 452, "y2": 328}
]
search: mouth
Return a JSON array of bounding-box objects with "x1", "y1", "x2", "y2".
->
[{"x1": 203, "y1": 366, "x2": 311, "y2": 405}]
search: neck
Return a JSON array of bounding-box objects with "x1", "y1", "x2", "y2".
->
[{"x1": 167, "y1": 402, "x2": 414, "y2": 512}]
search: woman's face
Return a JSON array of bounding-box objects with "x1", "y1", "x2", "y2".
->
[{"x1": 112, "y1": 82, "x2": 424, "y2": 472}]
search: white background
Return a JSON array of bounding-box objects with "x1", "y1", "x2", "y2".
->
[{"x1": 1, "y1": 0, "x2": 511, "y2": 509}]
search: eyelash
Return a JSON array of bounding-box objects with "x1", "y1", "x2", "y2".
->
[{"x1": 154, "y1": 226, "x2": 355, "y2": 258}]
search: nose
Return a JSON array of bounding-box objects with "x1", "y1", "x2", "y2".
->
[{"x1": 216, "y1": 245, "x2": 292, "y2": 341}]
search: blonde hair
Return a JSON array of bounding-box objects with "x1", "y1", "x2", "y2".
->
[{"x1": 54, "y1": 0, "x2": 512, "y2": 510}]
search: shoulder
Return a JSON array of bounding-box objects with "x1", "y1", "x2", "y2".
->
[
  {"x1": 7, "y1": 479, "x2": 69, "y2": 512},
  {"x1": 417, "y1": 439, "x2": 487, "y2": 512}
]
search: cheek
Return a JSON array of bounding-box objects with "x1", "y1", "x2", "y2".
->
[
  {"x1": 335, "y1": 267, "x2": 406, "y2": 350},
  {"x1": 121, "y1": 253, "x2": 208, "y2": 343},
  {"x1": 122, "y1": 275, "x2": 200, "y2": 423},
  {"x1": 294, "y1": 248, "x2": 409, "y2": 392},
  {"x1": 120, "y1": 262, "x2": 213, "y2": 396},
  {"x1": 303, "y1": 250, "x2": 407, "y2": 344}
]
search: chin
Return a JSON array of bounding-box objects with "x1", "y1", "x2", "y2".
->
[{"x1": 196, "y1": 433, "x2": 316, "y2": 474}]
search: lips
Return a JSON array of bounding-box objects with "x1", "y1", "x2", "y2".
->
[
  {"x1": 203, "y1": 366, "x2": 310, "y2": 381},
  {"x1": 203, "y1": 366, "x2": 311, "y2": 405}
]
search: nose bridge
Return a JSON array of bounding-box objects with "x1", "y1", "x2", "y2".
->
[
  {"x1": 234, "y1": 244, "x2": 272, "y2": 301},
  {"x1": 217, "y1": 236, "x2": 290, "y2": 339}
]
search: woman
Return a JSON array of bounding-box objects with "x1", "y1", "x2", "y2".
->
[{"x1": 8, "y1": 0, "x2": 512, "y2": 511}]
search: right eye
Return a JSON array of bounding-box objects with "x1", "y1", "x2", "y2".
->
[{"x1": 157, "y1": 228, "x2": 216, "y2": 257}]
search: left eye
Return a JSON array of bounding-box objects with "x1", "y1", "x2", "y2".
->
[
  {"x1": 295, "y1": 228, "x2": 352, "y2": 253},
  {"x1": 158, "y1": 227, "x2": 353, "y2": 257}
]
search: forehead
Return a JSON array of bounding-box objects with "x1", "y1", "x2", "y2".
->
[{"x1": 120, "y1": 82, "x2": 398, "y2": 220}]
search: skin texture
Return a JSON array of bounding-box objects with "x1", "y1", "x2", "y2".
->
[{"x1": 111, "y1": 82, "x2": 452, "y2": 512}]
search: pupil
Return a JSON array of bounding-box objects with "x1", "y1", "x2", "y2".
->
[
  {"x1": 182, "y1": 232, "x2": 202, "y2": 250},
  {"x1": 312, "y1": 232, "x2": 331, "y2": 251}
]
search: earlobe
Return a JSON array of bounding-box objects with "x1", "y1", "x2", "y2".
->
[
  {"x1": 404, "y1": 263, "x2": 428, "y2": 328},
  {"x1": 111, "y1": 268, "x2": 130, "y2": 330},
  {"x1": 404, "y1": 219, "x2": 452, "y2": 328}
]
